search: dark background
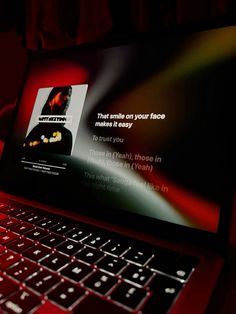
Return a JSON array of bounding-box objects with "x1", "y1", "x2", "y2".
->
[{"x1": 0, "y1": 1, "x2": 235, "y2": 313}]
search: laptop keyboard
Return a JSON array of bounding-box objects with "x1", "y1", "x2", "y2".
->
[{"x1": 0, "y1": 201, "x2": 199, "y2": 314}]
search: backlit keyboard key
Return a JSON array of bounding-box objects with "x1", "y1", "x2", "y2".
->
[
  {"x1": 97, "y1": 256, "x2": 127, "y2": 275},
  {"x1": 148, "y1": 251, "x2": 198, "y2": 281},
  {"x1": 39, "y1": 233, "x2": 65, "y2": 248},
  {"x1": 56, "y1": 239, "x2": 83, "y2": 256},
  {"x1": 13, "y1": 210, "x2": 31, "y2": 219},
  {"x1": 40, "y1": 252, "x2": 70, "y2": 271},
  {"x1": 50, "y1": 223, "x2": 73, "y2": 235},
  {"x1": 75, "y1": 247, "x2": 104, "y2": 264},
  {"x1": 47, "y1": 281, "x2": 85, "y2": 308},
  {"x1": 60, "y1": 260, "x2": 92, "y2": 282},
  {"x1": 1, "y1": 289, "x2": 41, "y2": 314},
  {"x1": 35, "y1": 218, "x2": 59, "y2": 229},
  {"x1": 26, "y1": 268, "x2": 61, "y2": 293},
  {"x1": 83, "y1": 270, "x2": 118, "y2": 295},
  {"x1": 6, "y1": 237, "x2": 34, "y2": 253},
  {"x1": 82, "y1": 234, "x2": 109, "y2": 248},
  {"x1": 102, "y1": 240, "x2": 129, "y2": 257},
  {"x1": 0, "y1": 206, "x2": 19, "y2": 215},
  {"x1": 24, "y1": 227, "x2": 48, "y2": 240},
  {"x1": 123, "y1": 248, "x2": 153, "y2": 266},
  {"x1": 0, "y1": 231, "x2": 18, "y2": 244},
  {"x1": 111, "y1": 281, "x2": 147, "y2": 310},
  {"x1": 0, "y1": 251, "x2": 21, "y2": 270},
  {"x1": 0, "y1": 217, "x2": 20, "y2": 228},
  {"x1": 121, "y1": 264, "x2": 153, "y2": 286},
  {"x1": 6, "y1": 259, "x2": 39, "y2": 281},
  {"x1": 143, "y1": 275, "x2": 182, "y2": 314},
  {"x1": 10, "y1": 222, "x2": 34, "y2": 234},
  {"x1": 65, "y1": 227, "x2": 91, "y2": 242},
  {"x1": 23, "y1": 243, "x2": 51, "y2": 261},
  {"x1": 22, "y1": 214, "x2": 44, "y2": 224}
]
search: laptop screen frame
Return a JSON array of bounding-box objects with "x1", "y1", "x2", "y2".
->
[{"x1": 0, "y1": 16, "x2": 235, "y2": 252}]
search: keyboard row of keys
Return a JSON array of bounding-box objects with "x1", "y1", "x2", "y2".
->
[
  {"x1": 0, "y1": 217, "x2": 197, "y2": 282},
  {"x1": 0, "y1": 202, "x2": 199, "y2": 313},
  {"x1": 1, "y1": 266, "x2": 183, "y2": 314},
  {"x1": 0, "y1": 254, "x2": 187, "y2": 313}
]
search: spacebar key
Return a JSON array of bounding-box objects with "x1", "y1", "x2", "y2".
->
[{"x1": 73, "y1": 294, "x2": 129, "y2": 314}]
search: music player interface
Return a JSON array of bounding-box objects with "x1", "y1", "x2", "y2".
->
[{"x1": 1, "y1": 25, "x2": 234, "y2": 233}]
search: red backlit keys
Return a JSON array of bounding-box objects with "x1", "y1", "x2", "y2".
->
[
  {"x1": 0, "y1": 251, "x2": 21, "y2": 270},
  {"x1": 0, "y1": 231, "x2": 18, "y2": 245},
  {"x1": 1, "y1": 289, "x2": 41, "y2": 313},
  {"x1": 6, "y1": 259, "x2": 39, "y2": 281}
]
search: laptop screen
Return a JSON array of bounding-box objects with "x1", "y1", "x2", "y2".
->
[{"x1": 1, "y1": 23, "x2": 235, "y2": 234}]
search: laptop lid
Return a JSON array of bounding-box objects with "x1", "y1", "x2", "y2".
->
[{"x1": 0, "y1": 18, "x2": 234, "y2": 251}]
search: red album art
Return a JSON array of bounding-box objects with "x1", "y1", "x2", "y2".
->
[{"x1": 23, "y1": 85, "x2": 88, "y2": 155}]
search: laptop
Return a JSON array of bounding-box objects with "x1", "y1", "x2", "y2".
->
[{"x1": 0, "y1": 17, "x2": 235, "y2": 314}]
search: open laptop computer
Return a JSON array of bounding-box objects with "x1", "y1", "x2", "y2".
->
[{"x1": 0, "y1": 17, "x2": 235, "y2": 314}]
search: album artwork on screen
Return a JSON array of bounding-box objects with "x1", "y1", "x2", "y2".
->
[{"x1": 21, "y1": 84, "x2": 88, "y2": 174}]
